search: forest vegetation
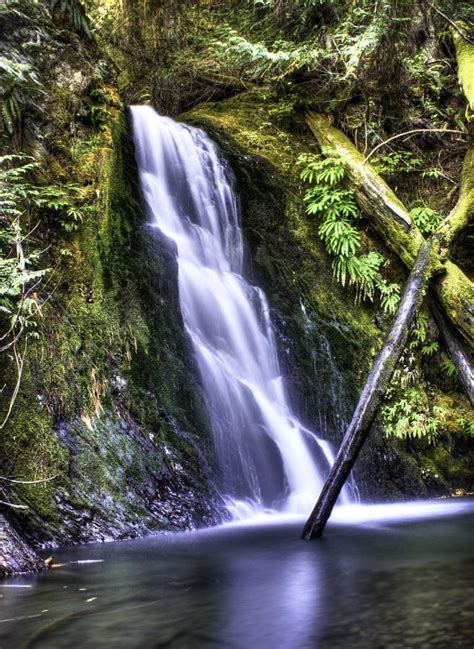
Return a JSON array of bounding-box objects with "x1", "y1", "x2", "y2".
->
[{"x1": 0, "y1": 0, "x2": 473, "y2": 572}]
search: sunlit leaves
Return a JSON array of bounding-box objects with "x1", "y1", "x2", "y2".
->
[{"x1": 299, "y1": 150, "x2": 346, "y2": 186}]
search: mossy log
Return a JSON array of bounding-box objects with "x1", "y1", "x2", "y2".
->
[
  {"x1": 302, "y1": 240, "x2": 436, "y2": 540},
  {"x1": 451, "y1": 22, "x2": 474, "y2": 123},
  {"x1": 429, "y1": 298, "x2": 474, "y2": 407},
  {"x1": 306, "y1": 112, "x2": 474, "y2": 350}
]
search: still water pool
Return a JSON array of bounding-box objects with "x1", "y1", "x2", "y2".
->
[{"x1": 1, "y1": 500, "x2": 473, "y2": 648}]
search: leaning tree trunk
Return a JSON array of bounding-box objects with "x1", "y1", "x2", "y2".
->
[
  {"x1": 302, "y1": 239, "x2": 436, "y2": 540},
  {"x1": 429, "y1": 297, "x2": 474, "y2": 407}
]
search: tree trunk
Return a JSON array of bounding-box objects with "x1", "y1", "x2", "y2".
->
[
  {"x1": 436, "y1": 147, "x2": 474, "y2": 250},
  {"x1": 302, "y1": 239, "x2": 436, "y2": 540},
  {"x1": 305, "y1": 112, "x2": 474, "y2": 350},
  {"x1": 450, "y1": 22, "x2": 474, "y2": 122},
  {"x1": 429, "y1": 296, "x2": 474, "y2": 407}
]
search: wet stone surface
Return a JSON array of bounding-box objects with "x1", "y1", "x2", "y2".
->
[{"x1": 0, "y1": 516, "x2": 44, "y2": 577}]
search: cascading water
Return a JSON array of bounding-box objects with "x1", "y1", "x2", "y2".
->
[{"x1": 131, "y1": 105, "x2": 348, "y2": 518}]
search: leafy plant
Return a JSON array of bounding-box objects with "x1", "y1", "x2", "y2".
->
[
  {"x1": 372, "y1": 151, "x2": 423, "y2": 177},
  {"x1": 383, "y1": 366, "x2": 446, "y2": 444},
  {"x1": 382, "y1": 312, "x2": 448, "y2": 443},
  {"x1": 441, "y1": 358, "x2": 458, "y2": 378},
  {"x1": 421, "y1": 341, "x2": 439, "y2": 356},
  {"x1": 0, "y1": 153, "x2": 52, "y2": 426},
  {"x1": 49, "y1": 0, "x2": 92, "y2": 39},
  {"x1": 409, "y1": 206, "x2": 442, "y2": 235},
  {"x1": 0, "y1": 155, "x2": 87, "y2": 233},
  {"x1": 299, "y1": 148, "x2": 400, "y2": 313},
  {"x1": 456, "y1": 417, "x2": 474, "y2": 437},
  {"x1": 0, "y1": 150, "x2": 89, "y2": 425},
  {"x1": 0, "y1": 54, "x2": 43, "y2": 137},
  {"x1": 210, "y1": 27, "x2": 317, "y2": 82},
  {"x1": 409, "y1": 313, "x2": 439, "y2": 357}
]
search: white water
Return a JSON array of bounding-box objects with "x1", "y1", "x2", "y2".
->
[
  {"x1": 131, "y1": 106, "x2": 349, "y2": 518},
  {"x1": 219, "y1": 499, "x2": 473, "y2": 529}
]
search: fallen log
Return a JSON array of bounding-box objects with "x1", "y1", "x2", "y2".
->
[
  {"x1": 429, "y1": 296, "x2": 474, "y2": 407},
  {"x1": 306, "y1": 112, "x2": 422, "y2": 266},
  {"x1": 306, "y1": 112, "x2": 474, "y2": 349},
  {"x1": 302, "y1": 239, "x2": 436, "y2": 540}
]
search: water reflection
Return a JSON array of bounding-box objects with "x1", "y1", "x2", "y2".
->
[{"x1": 1, "y1": 501, "x2": 473, "y2": 648}]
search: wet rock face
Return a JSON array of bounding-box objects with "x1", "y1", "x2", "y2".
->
[
  {"x1": 38, "y1": 414, "x2": 222, "y2": 547},
  {"x1": 5, "y1": 405, "x2": 222, "y2": 550},
  {"x1": 0, "y1": 516, "x2": 44, "y2": 576}
]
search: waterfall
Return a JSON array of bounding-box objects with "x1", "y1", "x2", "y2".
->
[{"x1": 131, "y1": 106, "x2": 348, "y2": 518}]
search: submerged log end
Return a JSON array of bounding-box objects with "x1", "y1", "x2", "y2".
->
[
  {"x1": 302, "y1": 492, "x2": 332, "y2": 540},
  {"x1": 301, "y1": 520, "x2": 323, "y2": 540}
]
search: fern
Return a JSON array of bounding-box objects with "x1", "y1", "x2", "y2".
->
[
  {"x1": 0, "y1": 53, "x2": 43, "y2": 136},
  {"x1": 409, "y1": 206, "x2": 442, "y2": 235},
  {"x1": 49, "y1": 0, "x2": 92, "y2": 39},
  {"x1": 421, "y1": 341, "x2": 439, "y2": 356},
  {"x1": 210, "y1": 27, "x2": 316, "y2": 82},
  {"x1": 298, "y1": 149, "x2": 400, "y2": 312},
  {"x1": 441, "y1": 358, "x2": 458, "y2": 378},
  {"x1": 383, "y1": 381, "x2": 445, "y2": 444},
  {"x1": 372, "y1": 151, "x2": 423, "y2": 177},
  {"x1": 377, "y1": 280, "x2": 400, "y2": 315}
]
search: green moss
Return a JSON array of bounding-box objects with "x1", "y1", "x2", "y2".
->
[
  {"x1": 451, "y1": 23, "x2": 474, "y2": 119},
  {"x1": 0, "y1": 369, "x2": 68, "y2": 521}
]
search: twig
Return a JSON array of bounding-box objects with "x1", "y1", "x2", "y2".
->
[
  {"x1": 0, "y1": 338, "x2": 27, "y2": 429},
  {"x1": 425, "y1": 2, "x2": 474, "y2": 45},
  {"x1": 0, "y1": 499, "x2": 28, "y2": 510},
  {"x1": 364, "y1": 128, "x2": 465, "y2": 163},
  {"x1": 0, "y1": 474, "x2": 58, "y2": 485}
]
